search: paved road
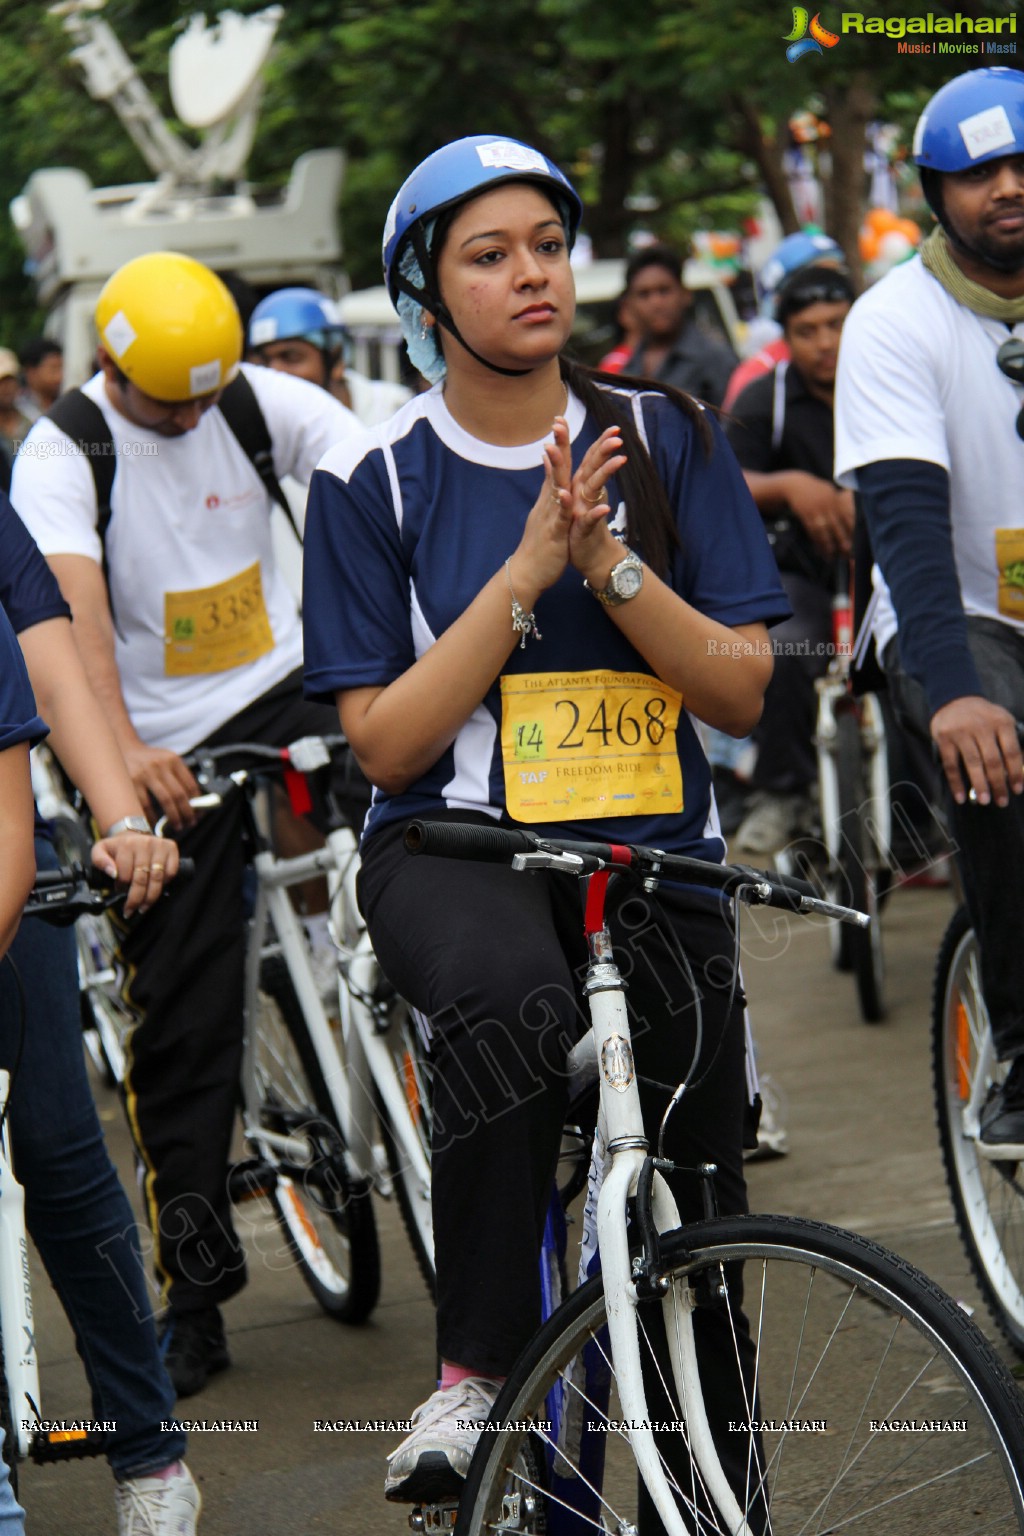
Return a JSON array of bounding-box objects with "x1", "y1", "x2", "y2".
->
[{"x1": 20, "y1": 876, "x2": 1019, "y2": 1533}]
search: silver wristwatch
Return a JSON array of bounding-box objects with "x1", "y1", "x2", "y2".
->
[
  {"x1": 105, "y1": 816, "x2": 153, "y2": 837},
  {"x1": 585, "y1": 548, "x2": 644, "y2": 607}
]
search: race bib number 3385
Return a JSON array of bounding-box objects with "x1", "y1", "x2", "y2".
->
[
  {"x1": 500, "y1": 669, "x2": 683, "y2": 823},
  {"x1": 164, "y1": 562, "x2": 274, "y2": 676}
]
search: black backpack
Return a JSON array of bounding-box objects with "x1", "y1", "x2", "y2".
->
[{"x1": 46, "y1": 372, "x2": 300, "y2": 598}]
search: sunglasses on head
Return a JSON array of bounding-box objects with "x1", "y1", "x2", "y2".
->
[{"x1": 997, "y1": 337, "x2": 1024, "y2": 441}]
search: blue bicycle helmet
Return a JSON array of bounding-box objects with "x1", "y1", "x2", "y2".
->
[
  {"x1": 913, "y1": 67, "x2": 1024, "y2": 173},
  {"x1": 755, "y1": 231, "x2": 846, "y2": 321},
  {"x1": 757, "y1": 231, "x2": 846, "y2": 306},
  {"x1": 248, "y1": 288, "x2": 347, "y2": 355},
  {"x1": 382, "y1": 135, "x2": 583, "y2": 379}
]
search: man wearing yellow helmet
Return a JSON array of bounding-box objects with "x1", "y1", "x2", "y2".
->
[{"x1": 12, "y1": 251, "x2": 363, "y2": 1398}]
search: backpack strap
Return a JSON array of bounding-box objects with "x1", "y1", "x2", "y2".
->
[
  {"x1": 46, "y1": 388, "x2": 118, "y2": 595},
  {"x1": 217, "y1": 372, "x2": 302, "y2": 543}
]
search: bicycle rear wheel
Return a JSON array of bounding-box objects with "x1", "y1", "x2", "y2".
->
[
  {"x1": 376, "y1": 996, "x2": 436, "y2": 1297},
  {"x1": 933, "y1": 905, "x2": 1024, "y2": 1357},
  {"x1": 250, "y1": 956, "x2": 380, "y2": 1322},
  {"x1": 457, "y1": 1213, "x2": 1024, "y2": 1534},
  {"x1": 833, "y1": 708, "x2": 886, "y2": 1023}
]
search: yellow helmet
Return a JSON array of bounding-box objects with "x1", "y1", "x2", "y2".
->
[{"x1": 95, "y1": 252, "x2": 243, "y2": 402}]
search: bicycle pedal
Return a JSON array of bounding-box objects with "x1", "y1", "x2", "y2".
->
[
  {"x1": 409, "y1": 1501, "x2": 459, "y2": 1533},
  {"x1": 30, "y1": 1427, "x2": 109, "y2": 1465},
  {"x1": 228, "y1": 1157, "x2": 278, "y2": 1202}
]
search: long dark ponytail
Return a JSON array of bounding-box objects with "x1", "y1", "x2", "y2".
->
[{"x1": 559, "y1": 356, "x2": 713, "y2": 580}]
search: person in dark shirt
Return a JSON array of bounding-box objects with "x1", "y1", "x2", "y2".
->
[
  {"x1": 725, "y1": 267, "x2": 856, "y2": 853},
  {"x1": 621, "y1": 244, "x2": 738, "y2": 406},
  {"x1": 0, "y1": 492, "x2": 200, "y2": 1532}
]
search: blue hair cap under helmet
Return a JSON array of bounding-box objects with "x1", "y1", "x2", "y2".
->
[{"x1": 913, "y1": 67, "x2": 1024, "y2": 173}]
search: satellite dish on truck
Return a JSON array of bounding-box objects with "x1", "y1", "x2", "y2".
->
[{"x1": 169, "y1": 8, "x2": 282, "y2": 130}]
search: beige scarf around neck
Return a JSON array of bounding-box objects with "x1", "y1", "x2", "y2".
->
[{"x1": 920, "y1": 225, "x2": 1024, "y2": 323}]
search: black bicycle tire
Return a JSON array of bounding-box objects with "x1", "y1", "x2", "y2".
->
[
  {"x1": 933, "y1": 905, "x2": 1024, "y2": 1357},
  {"x1": 835, "y1": 708, "x2": 886, "y2": 1022},
  {"x1": 376, "y1": 1000, "x2": 436, "y2": 1299},
  {"x1": 255, "y1": 955, "x2": 381, "y2": 1323},
  {"x1": 458, "y1": 1211, "x2": 1024, "y2": 1535}
]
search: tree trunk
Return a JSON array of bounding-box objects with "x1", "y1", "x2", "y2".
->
[
  {"x1": 730, "y1": 94, "x2": 800, "y2": 236},
  {"x1": 822, "y1": 73, "x2": 876, "y2": 293}
]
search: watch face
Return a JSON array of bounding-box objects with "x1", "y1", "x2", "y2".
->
[{"x1": 613, "y1": 562, "x2": 643, "y2": 598}]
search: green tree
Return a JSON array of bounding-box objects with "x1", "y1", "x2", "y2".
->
[{"x1": 0, "y1": 0, "x2": 1018, "y2": 346}]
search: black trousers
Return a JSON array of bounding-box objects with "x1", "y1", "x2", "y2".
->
[
  {"x1": 357, "y1": 813, "x2": 752, "y2": 1374},
  {"x1": 119, "y1": 670, "x2": 363, "y2": 1312},
  {"x1": 751, "y1": 569, "x2": 833, "y2": 796},
  {"x1": 885, "y1": 620, "x2": 1024, "y2": 1062}
]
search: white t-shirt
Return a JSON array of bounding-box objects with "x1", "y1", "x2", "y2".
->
[
  {"x1": 12, "y1": 362, "x2": 360, "y2": 752},
  {"x1": 834, "y1": 256, "x2": 1024, "y2": 660}
]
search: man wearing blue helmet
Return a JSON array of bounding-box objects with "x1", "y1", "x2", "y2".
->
[
  {"x1": 303, "y1": 133, "x2": 788, "y2": 1512},
  {"x1": 248, "y1": 287, "x2": 411, "y2": 426},
  {"x1": 836, "y1": 68, "x2": 1024, "y2": 1154}
]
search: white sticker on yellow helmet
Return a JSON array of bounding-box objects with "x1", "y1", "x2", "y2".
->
[
  {"x1": 189, "y1": 360, "x2": 222, "y2": 396},
  {"x1": 476, "y1": 141, "x2": 549, "y2": 174},
  {"x1": 959, "y1": 104, "x2": 1016, "y2": 161},
  {"x1": 103, "y1": 310, "x2": 137, "y2": 360}
]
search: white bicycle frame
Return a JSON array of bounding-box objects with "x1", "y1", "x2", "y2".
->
[
  {"x1": 518, "y1": 850, "x2": 756, "y2": 1536},
  {"x1": 239, "y1": 813, "x2": 431, "y2": 1241},
  {"x1": 0, "y1": 1072, "x2": 39, "y2": 1461},
  {"x1": 815, "y1": 674, "x2": 892, "y2": 872}
]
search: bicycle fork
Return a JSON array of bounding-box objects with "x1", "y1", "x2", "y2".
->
[{"x1": 583, "y1": 898, "x2": 756, "y2": 1536}]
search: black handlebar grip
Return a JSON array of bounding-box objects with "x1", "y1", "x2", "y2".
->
[{"x1": 404, "y1": 820, "x2": 539, "y2": 862}]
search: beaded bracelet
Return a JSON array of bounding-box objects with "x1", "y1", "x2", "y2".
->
[{"x1": 504, "y1": 558, "x2": 541, "y2": 648}]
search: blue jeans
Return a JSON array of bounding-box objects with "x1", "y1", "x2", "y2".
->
[
  {"x1": 0, "y1": 839, "x2": 184, "y2": 1479},
  {"x1": 0, "y1": 1434, "x2": 24, "y2": 1533}
]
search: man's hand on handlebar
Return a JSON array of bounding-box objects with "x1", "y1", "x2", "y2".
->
[
  {"x1": 930, "y1": 696, "x2": 1024, "y2": 809},
  {"x1": 122, "y1": 742, "x2": 201, "y2": 830}
]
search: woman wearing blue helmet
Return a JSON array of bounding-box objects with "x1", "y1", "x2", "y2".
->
[{"x1": 303, "y1": 134, "x2": 789, "y2": 1513}]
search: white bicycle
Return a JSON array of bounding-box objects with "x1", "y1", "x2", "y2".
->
[
  {"x1": 168, "y1": 737, "x2": 435, "y2": 1317},
  {"x1": 403, "y1": 820, "x2": 1024, "y2": 1536}
]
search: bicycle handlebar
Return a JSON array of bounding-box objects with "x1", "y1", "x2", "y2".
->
[
  {"x1": 24, "y1": 861, "x2": 195, "y2": 924},
  {"x1": 183, "y1": 734, "x2": 349, "y2": 776},
  {"x1": 404, "y1": 820, "x2": 867, "y2": 926}
]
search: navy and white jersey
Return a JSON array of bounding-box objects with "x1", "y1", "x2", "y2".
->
[{"x1": 303, "y1": 383, "x2": 788, "y2": 858}]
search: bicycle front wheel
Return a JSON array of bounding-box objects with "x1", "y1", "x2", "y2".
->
[
  {"x1": 934, "y1": 905, "x2": 1024, "y2": 1357},
  {"x1": 458, "y1": 1213, "x2": 1024, "y2": 1535},
  {"x1": 250, "y1": 956, "x2": 380, "y2": 1323}
]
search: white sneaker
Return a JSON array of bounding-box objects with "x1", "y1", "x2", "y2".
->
[
  {"x1": 735, "y1": 792, "x2": 810, "y2": 855},
  {"x1": 744, "y1": 1075, "x2": 790, "y2": 1162},
  {"x1": 385, "y1": 1377, "x2": 501, "y2": 1503},
  {"x1": 115, "y1": 1461, "x2": 201, "y2": 1535}
]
